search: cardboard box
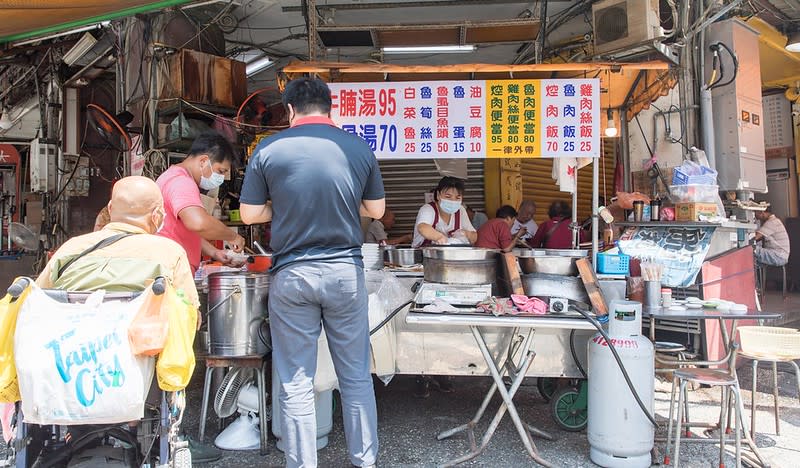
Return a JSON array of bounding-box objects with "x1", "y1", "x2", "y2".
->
[
  {"x1": 675, "y1": 202, "x2": 718, "y2": 221},
  {"x1": 158, "y1": 49, "x2": 246, "y2": 108}
]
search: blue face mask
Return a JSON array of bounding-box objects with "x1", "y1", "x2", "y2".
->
[{"x1": 439, "y1": 199, "x2": 462, "y2": 215}]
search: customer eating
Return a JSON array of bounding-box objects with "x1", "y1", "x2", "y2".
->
[
  {"x1": 528, "y1": 200, "x2": 582, "y2": 249},
  {"x1": 475, "y1": 205, "x2": 528, "y2": 252}
]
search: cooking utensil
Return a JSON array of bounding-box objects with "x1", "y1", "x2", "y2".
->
[
  {"x1": 384, "y1": 248, "x2": 422, "y2": 267},
  {"x1": 207, "y1": 272, "x2": 270, "y2": 356},
  {"x1": 422, "y1": 247, "x2": 500, "y2": 285},
  {"x1": 253, "y1": 241, "x2": 268, "y2": 255},
  {"x1": 514, "y1": 248, "x2": 587, "y2": 276},
  {"x1": 246, "y1": 254, "x2": 272, "y2": 272},
  {"x1": 243, "y1": 246, "x2": 257, "y2": 255}
]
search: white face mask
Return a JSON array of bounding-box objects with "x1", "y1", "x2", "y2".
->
[
  {"x1": 199, "y1": 161, "x2": 225, "y2": 190},
  {"x1": 439, "y1": 199, "x2": 462, "y2": 215}
]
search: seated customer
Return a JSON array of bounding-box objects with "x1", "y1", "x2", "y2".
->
[
  {"x1": 528, "y1": 200, "x2": 582, "y2": 249},
  {"x1": 466, "y1": 205, "x2": 489, "y2": 230},
  {"x1": 475, "y1": 205, "x2": 528, "y2": 252},
  {"x1": 754, "y1": 207, "x2": 790, "y2": 266},
  {"x1": 365, "y1": 207, "x2": 413, "y2": 245},
  {"x1": 37, "y1": 176, "x2": 198, "y2": 307}
]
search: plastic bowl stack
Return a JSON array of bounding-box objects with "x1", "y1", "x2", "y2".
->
[{"x1": 361, "y1": 243, "x2": 384, "y2": 271}]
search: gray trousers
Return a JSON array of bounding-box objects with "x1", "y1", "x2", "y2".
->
[{"x1": 269, "y1": 261, "x2": 378, "y2": 468}]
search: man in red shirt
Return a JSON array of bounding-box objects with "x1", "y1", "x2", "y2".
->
[
  {"x1": 157, "y1": 133, "x2": 245, "y2": 272},
  {"x1": 475, "y1": 205, "x2": 527, "y2": 251}
]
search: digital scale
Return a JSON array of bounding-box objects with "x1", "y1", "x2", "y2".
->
[{"x1": 412, "y1": 282, "x2": 492, "y2": 312}]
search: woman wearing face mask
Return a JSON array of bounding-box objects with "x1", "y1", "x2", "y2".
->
[
  {"x1": 156, "y1": 132, "x2": 246, "y2": 274},
  {"x1": 411, "y1": 176, "x2": 477, "y2": 248}
]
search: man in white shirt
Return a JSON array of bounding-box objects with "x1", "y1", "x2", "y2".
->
[
  {"x1": 466, "y1": 205, "x2": 489, "y2": 230},
  {"x1": 754, "y1": 208, "x2": 791, "y2": 266},
  {"x1": 512, "y1": 199, "x2": 538, "y2": 242}
]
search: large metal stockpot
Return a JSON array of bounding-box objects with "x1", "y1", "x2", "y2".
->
[
  {"x1": 514, "y1": 248, "x2": 588, "y2": 276},
  {"x1": 422, "y1": 247, "x2": 500, "y2": 285},
  {"x1": 384, "y1": 247, "x2": 423, "y2": 267},
  {"x1": 207, "y1": 272, "x2": 270, "y2": 357}
]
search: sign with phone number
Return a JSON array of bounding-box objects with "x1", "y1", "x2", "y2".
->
[{"x1": 328, "y1": 78, "x2": 599, "y2": 159}]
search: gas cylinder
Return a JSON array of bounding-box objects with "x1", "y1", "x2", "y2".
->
[{"x1": 588, "y1": 300, "x2": 654, "y2": 468}]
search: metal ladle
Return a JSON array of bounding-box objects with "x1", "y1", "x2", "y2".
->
[{"x1": 253, "y1": 241, "x2": 268, "y2": 255}]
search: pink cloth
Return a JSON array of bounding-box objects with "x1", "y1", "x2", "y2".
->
[
  {"x1": 156, "y1": 165, "x2": 203, "y2": 271},
  {"x1": 510, "y1": 295, "x2": 548, "y2": 315},
  {"x1": 1, "y1": 402, "x2": 14, "y2": 443}
]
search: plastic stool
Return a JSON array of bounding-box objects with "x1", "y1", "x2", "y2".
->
[{"x1": 198, "y1": 355, "x2": 269, "y2": 455}]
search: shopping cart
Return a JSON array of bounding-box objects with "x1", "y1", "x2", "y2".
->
[{"x1": 2, "y1": 277, "x2": 191, "y2": 468}]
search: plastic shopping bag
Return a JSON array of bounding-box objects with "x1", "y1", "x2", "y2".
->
[
  {"x1": 128, "y1": 283, "x2": 168, "y2": 356},
  {"x1": 156, "y1": 286, "x2": 197, "y2": 391},
  {"x1": 14, "y1": 284, "x2": 154, "y2": 425},
  {"x1": 0, "y1": 278, "x2": 31, "y2": 403}
]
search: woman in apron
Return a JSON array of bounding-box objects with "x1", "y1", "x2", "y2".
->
[{"x1": 411, "y1": 176, "x2": 477, "y2": 248}]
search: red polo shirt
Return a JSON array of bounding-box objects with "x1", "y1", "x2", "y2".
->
[{"x1": 475, "y1": 218, "x2": 513, "y2": 250}]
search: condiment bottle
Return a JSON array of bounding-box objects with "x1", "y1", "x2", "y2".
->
[
  {"x1": 661, "y1": 288, "x2": 672, "y2": 308},
  {"x1": 650, "y1": 198, "x2": 662, "y2": 222}
]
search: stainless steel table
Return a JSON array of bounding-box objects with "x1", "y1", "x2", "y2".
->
[
  {"x1": 643, "y1": 307, "x2": 781, "y2": 468},
  {"x1": 406, "y1": 312, "x2": 596, "y2": 467}
]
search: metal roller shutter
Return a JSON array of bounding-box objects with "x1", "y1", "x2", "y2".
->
[
  {"x1": 521, "y1": 139, "x2": 617, "y2": 225},
  {"x1": 379, "y1": 159, "x2": 485, "y2": 237}
]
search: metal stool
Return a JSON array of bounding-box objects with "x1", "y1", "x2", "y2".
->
[
  {"x1": 757, "y1": 263, "x2": 787, "y2": 302},
  {"x1": 655, "y1": 342, "x2": 691, "y2": 435},
  {"x1": 664, "y1": 343, "x2": 767, "y2": 467},
  {"x1": 198, "y1": 355, "x2": 269, "y2": 455}
]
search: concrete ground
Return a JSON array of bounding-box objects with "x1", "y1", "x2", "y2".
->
[{"x1": 187, "y1": 291, "x2": 800, "y2": 468}]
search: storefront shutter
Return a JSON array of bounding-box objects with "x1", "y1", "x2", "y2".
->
[
  {"x1": 379, "y1": 159, "x2": 485, "y2": 238},
  {"x1": 521, "y1": 139, "x2": 617, "y2": 225}
]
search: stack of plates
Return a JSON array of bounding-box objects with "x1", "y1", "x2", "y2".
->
[{"x1": 361, "y1": 243, "x2": 384, "y2": 271}]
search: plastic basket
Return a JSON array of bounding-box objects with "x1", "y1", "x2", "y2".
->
[
  {"x1": 596, "y1": 253, "x2": 630, "y2": 275},
  {"x1": 738, "y1": 326, "x2": 800, "y2": 359}
]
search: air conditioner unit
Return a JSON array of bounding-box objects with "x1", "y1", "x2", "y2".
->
[
  {"x1": 592, "y1": 0, "x2": 663, "y2": 55},
  {"x1": 30, "y1": 139, "x2": 58, "y2": 193}
]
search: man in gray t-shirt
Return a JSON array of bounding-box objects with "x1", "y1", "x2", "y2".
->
[
  {"x1": 754, "y1": 209, "x2": 790, "y2": 266},
  {"x1": 240, "y1": 78, "x2": 385, "y2": 468},
  {"x1": 365, "y1": 208, "x2": 412, "y2": 245}
]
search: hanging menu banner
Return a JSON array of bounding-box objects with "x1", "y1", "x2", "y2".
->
[{"x1": 328, "y1": 78, "x2": 600, "y2": 160}]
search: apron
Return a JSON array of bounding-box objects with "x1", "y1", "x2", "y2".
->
[{"x1": 420, "y1": 202, "x2": 461, "y2": 247}]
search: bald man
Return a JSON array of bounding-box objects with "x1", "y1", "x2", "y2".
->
[{"x1": 36, "y1": 176, "x2": 198, "y2": 309}]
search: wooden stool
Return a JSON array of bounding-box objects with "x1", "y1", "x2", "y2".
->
[{"x1": 198, "y1": 355, "x2": 269, "y2": 455}]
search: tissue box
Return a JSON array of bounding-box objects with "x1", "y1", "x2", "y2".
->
[
  {"x1": 672, "y1": 166, "x2": 717, "y2": 185},
  {"x1": 675, "y1": 202, "x2": 718, "y2": 221}
]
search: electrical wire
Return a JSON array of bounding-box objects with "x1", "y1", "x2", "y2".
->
[
  {"x1": 370, "y1": 300, "x2": 412, "y2": 336},
  {"x1": 709, "y1": 41, "x2": 738, "y2": 90},
  {"x1": 569, "y1": 329, "x2": 587, "y2": 378},
  {"x1": 634, "y1": 114, "x2": 654, "y2": 157}
]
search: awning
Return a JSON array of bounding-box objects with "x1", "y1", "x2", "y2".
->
[
  {"x1": 0, "y1": 0, "x2": 193, "y2": 44},
  {"x1": 281, "y1": 60, "x2": 677, "y2": 127}
]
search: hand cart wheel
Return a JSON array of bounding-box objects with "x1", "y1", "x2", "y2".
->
[
  {"x1": 536, "y1": 377, "x2": 558, "y2": 402},
  {"x1": 551, "y1": 385, "x2": 588, "y2": 432}
]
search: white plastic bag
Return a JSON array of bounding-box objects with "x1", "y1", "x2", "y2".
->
[
  {"x1": 14, "y1": 284, "x2": 154, "y2": 425},
  {"x1": 314, "y1": 330, "x2": 338, "y2": 392}
]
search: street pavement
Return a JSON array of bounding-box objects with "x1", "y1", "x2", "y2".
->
[{"x1": 186, "y1": 361, "x2": 799, "y2": 468}]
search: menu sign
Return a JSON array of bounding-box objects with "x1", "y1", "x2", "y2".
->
[{"x1": 328, "y1": 78, "x2": 599, "y2": 160}]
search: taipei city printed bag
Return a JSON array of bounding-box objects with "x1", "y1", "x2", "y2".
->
[{"x1": 14, "y1": 284, "x2": 154, "y2": 425}]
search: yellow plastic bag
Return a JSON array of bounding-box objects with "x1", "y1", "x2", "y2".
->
[
  {"x1": 156, "y1": 284, "x2": 197, "y2": 391},
  {"x1": 0, "y1": 278, "x2": 32, "y2": 403},
  {"x1": 128, "y1": 284, "x2": 168, "y2": 356}
]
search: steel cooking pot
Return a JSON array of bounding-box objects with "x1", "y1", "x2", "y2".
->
[
  {"x1": 384, "y1": 248, "x2": 422, "y2": 267},
  {"x1": 514, "y1": 248, "x2": 588, "y2": 276},
  {"x1": 422, "y1": 247, "x2": 500, "y2": 285},
  {"x1": 207, "y1": 272, "x2": 270, "y2": 356}
]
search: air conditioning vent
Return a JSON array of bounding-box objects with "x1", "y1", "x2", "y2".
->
[
  {"x1": 593, "y1": 0, "x2": 662, "y2": 55},
  {"x1": 595, "y1": 3, "x2": 629, "y2": 45}
]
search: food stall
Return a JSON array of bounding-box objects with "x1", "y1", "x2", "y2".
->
[{"x1": 273, "y1": 61, "x2": 678, "y2": 438}]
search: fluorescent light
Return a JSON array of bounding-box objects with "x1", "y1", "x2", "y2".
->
[
  {"x1": 14, "y1": 21, "x2": 110, "y2": 47},
  {"x1": 246, "y1": 56, "x2": 274, "y2": 76},
  {"x1": 604, "y1": 109, "x2": 618, "y2": 138},
  {"x1": 62, "y1": 32, "x2": 98, "y2": 66},
  {"x1": 786, "y1": 31, "x2": 800, "y2": 52},
  {"x1": 382, "y1": 45, "x2": 476, "y2": 54},
  {"x1": 0, "y1": 108, "x2": 12, "y2": 130}
]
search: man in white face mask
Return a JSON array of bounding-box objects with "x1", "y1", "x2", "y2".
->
[{"x1": 156, "y1": 132, "x2": 246, "y2": 273}]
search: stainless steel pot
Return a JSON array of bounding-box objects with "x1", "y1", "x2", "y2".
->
[
  {"x1": 514, "y1": 248, "x2": 588, "y2": 276},
  {"x1": 521, "y1": 272, "x2": 590, "y2": 304},
  {"x1": 422, "y1": 247, "x2": 500, "y2": 285},
  {"x1": 384, "y1": 248, "x2": 422, "y2": 267},
  {"x1": 208, "y1": 272, "x2": 270, "y2": 357}
]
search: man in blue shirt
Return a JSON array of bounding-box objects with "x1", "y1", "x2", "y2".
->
[{"x1": 240, "y1": 77, "x2": 385, "y2": 468}]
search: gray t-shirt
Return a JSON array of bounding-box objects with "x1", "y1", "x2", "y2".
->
[
  {"x1": 365, "y1": 220, "x2": 388, "y2": 244},
  {"x1": 241, "y1": 120, "x2": 385, "y2": 271}
]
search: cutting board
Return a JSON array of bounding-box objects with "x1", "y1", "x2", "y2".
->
[
  {"x1": 502, "y1": 252, "x2": 525, "y2": 295},
  {"x1": 576, "y1": 258, "x2": 608, "y2": 316}
]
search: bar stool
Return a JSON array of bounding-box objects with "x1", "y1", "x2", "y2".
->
[
  {"x1": 198, "y1": 355, "x2": 270, "y2": 455},
  {"x1": 654, "y1": 341, "x2": 691, "y2": 435},
  {"x1": 738, "y1": 326, "x2": 800, "y2": 437},
  {"x1": 757, "y1": 263, "x2": 787, "y2": 302},
  {"x1": 663, "y1": 342, "x2": 767, "y2": 468}
]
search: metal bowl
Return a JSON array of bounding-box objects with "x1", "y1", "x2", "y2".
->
[
  {"x1": 385, "y1": 248, "x2": 423, "y2": 267},
  {"x1": 422, "y1": 246, "x2": 500, "y2": 261},
  {"x1": 514, "y1": 248, "x2": 588, "y2": 276}
]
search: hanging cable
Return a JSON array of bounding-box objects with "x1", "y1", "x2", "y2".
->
[{"x1": 709, "y1": 41, "x2": 738, "y2": 90}]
